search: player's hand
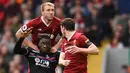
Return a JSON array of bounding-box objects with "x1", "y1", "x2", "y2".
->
[
  {"x1": 65, "y1": 46, "x2": 81, "y2": 54},
  {"x1": 21, "y1": 27, "x2": 33, "y2": 37},
  {"x1": 62, "y1": 60, "x2": 71, "y2": 66}
]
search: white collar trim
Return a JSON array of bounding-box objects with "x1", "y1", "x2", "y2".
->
[
  {"x1": 41, "y1": 16, "x2": 49, "y2": 27},
  {"x1": 67, "y1": 31, "x2": 76, "y2": 41}
]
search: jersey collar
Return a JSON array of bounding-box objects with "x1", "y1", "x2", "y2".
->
[
  {"x1": 67, "y1": 31, "x2": 76, "y2": 41},
  {"x1": 41, "y1": 16, "x2": 50, "y2": 27}
]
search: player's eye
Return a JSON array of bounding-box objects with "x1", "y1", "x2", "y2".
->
[
  {"x1": 51, "y1": 9, "x2": 54, "y2": 11},
  {"x1": 41, "y1": 42, "x2": 45, "y2": 44},
  {"x1": 47, "y1": 9, "x2": 50, "y2": 11}
]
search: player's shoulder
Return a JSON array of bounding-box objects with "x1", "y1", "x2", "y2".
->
[
  {"x1": 29, "y1": 16, "x2": 41, "y2": 23},
  {"x1": 54, "y1": 16, "x2": 61, "y2": 22},
  {"x1": 51, "y1": 16, "x2": 61, "y2": 28},
  {"x1": 74, "y1": 32, "x2": 83, "y2": 38},
  {"x1": 74, "y1": 32, "x2": 87, "y2": 39},
  {"x1": 75, "y1": 32, "x2": 83, "y2": 35},
  {"x1": 32, "y1": 16, "x2": 41, "y2": 22}
]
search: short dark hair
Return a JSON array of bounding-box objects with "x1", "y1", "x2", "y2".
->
[{"x1": 61, "y1": 18, "x2": 75, "y2": 31}]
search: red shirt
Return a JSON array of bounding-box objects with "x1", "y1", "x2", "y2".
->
[
  {"x1": 62, "y1": 32, "x2": 88, "y2": 73},
  {"x1": 20, "y1": 16, "x2": 61, "y2": 46}
]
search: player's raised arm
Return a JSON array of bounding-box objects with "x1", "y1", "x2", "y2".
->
[
  {"x1": 13, "y1": 37, "x2": 27, "y2": 55},
  {"x1": 15, "y1": 21, "x2": 38, "y2": 51},
  {"x1": 51, "y1": 38, "x2": 64, "y2": 53},
  {"x1": 66, "y1": 35, "x2": 99, "y2": 55},
  {"x1": 16, "y1": 22, "x2": 33, "y2": 38},
  {"x1": 14, "y1": 27, "x2": 32, "y2": 55},
  {"x1": 16, "y1": 29, "x2": 37, "y2": 50}
]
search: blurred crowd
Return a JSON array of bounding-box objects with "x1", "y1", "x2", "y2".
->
[{"x1": 0, "y1": 0, "x2": 130, "y2": 73}]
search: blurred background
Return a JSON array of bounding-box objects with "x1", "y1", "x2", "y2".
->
[{"x1": 0, "y1": 0, "x2": 130, "y2": 73}]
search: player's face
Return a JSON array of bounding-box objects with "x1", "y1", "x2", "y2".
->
[
  {"x1": 38, "y1": 38, "x2": 51, "y2": 53},
  {"x1": 42, "y1": 5, "x2": 54, "y2": 20}
]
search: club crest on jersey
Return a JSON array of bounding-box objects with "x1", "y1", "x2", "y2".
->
[
  {"x1": 38, "y1": 28, "x2": 42, "y2": 31},
  {"x1": 50, "y1": 34, "x2": 54, "y2": 39},
  {"x1": 38, "y1": 33, "x2": 54, "y2": 39}
]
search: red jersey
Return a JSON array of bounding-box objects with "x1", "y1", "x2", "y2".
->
[
  {"x1": 20, "y1": 16, "x2": 61, "y2": 46},
  {"x1": 62, "y1": 32, "x2": 88, "y2": 73}
]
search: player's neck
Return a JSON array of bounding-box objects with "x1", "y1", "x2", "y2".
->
[
  {"x1": 65, "y1": 31, "x2": 76, "y2": 40},
  {"x1": 43, "y1": 16, "x2": 52, "y2": 25}
]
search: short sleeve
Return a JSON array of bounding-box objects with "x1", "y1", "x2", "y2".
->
[
  {"x1": 79, "y1": 34, "x2": 89, "y2": 46},
  {"x1": 20, "y1": 20, "x2": 35, "y2": 32}
]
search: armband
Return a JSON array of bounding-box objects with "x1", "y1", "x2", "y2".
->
[{"x1": 85, "y1": 41, "x2": 92, "y2": 48}]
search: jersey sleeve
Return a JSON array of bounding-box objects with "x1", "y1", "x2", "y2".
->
[
  {"x1": 20, "y1": 19, "x2": 35, "y2": 32},
  {"x1": 79, "y1": 34, "x2": 89, "y2": 47}
]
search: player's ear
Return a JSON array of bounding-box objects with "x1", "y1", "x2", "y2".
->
[
  {"x1": 41, "y1": 11, "x2": 44, "y2": 15},
  {"x1": 63, "y1": 27, "x2": 66, "y2": 31},
  {"x1": 41, "y1": 5, "x2": 44, "y2": 14},
  {"x1": 61, "y1": 26, "x2": 64, "y2": 30},
  {"x1": 60, "y1": 25, "x2": 63, "y2": 29}
]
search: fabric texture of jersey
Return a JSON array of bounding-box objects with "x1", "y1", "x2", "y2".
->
[
  {"x1": 61, "y1": 32, "x2": 88, "y2": 73},
  {"x1": 20, "y1": 16, "x2": 61, "y2": 46},
  {"x1": 14, "y1": 38, "x2": 60, "y2": 73}
]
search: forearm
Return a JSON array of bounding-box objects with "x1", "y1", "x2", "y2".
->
[
  {"x1": 23, "y1": 38, "x2": 36, "y2": 49},
  {"x1": 54, "y1": 38, "x2": 63, "y2": 49},
  {"x1": 59, "y1": 59, "x2": 65, "y2": 65},
  {"x1": 16, "y1": 29, "x2": 22, "y2": 38},
  {"x1": 14, "y1": 37, "x2": 25, "y2": 54},
  {"x1": 59, "y1": 57, "x2": 71, "y2": 66},
  {"x1": 80, "y1": 44, "x2": 99, "y2": 55},
  {"x1": 16, "y1": 33, "x2": 36, "y2": 49},
  {"x1": 58, "y1": 52, "x2": 65, "y2": 65},
  {"x1": 16, "y1": 28, "x2": 38, "y2": 50}
]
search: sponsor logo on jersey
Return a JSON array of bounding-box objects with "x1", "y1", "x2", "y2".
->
[
  {"x1": 35, "y1": 57, "x2": 50, "y2": 68},
  {"x1": 38, "y1": 33, "x2": 54, "y2": 39},
  {"x1": 50, "y1": 34, "x2": 54, "y2": 39},
  {"x1": 38, "y1": 28, "x2": 42, "y2": 31}
]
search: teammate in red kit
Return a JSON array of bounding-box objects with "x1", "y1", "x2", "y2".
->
[
  {"x1": 16, "y1": 2, "x2": 62, "y2": 52},
  {"x1": 59, "y1": 18, "x2": 99, "y2": 73}
]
